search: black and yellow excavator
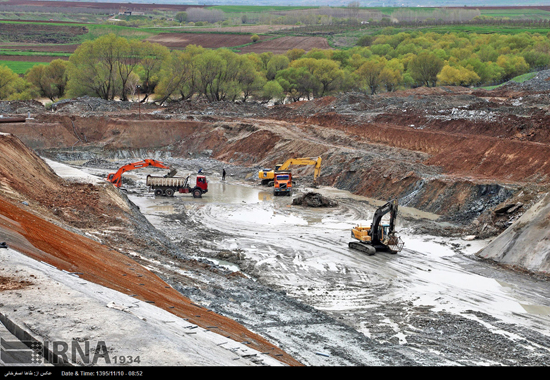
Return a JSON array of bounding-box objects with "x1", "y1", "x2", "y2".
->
[
  {"x1": 258, "y1": 156, "x2": 322, "y2": 186},
  {"x1": 349, "y1": 199, "x2": 404, "y2": 256}
]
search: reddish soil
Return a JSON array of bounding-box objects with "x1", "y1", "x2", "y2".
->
[
  {"x1": 0, "y1": 19, "x2": 85, "y2": 25},
  {"x1": 0, "y1": 55, "x2": 67, "y2": 62},
  {"x1": 239, "y1": 36, "x2": 331, "y2": 54},
  {"x1": 145, "y1": 32, "x2": 270, "y2": 50},
  {"x1": 0, "y1": 22, "x2": 88, "y2": 44},
  {"x1": 3, "y1": 0, "x2": 201, "y2": 12},
  {"x1": 0, "y1": 275, "x2": 33, "y2": 291},
  {"x1": 291, "y1": 111, "x2": 550, "y2": 184},
  {"x1": 0, "y1": 132, "x2": 301, "y2": 366},
  {"x1": 191, "y1": 25, "x2": 294, "y2": 34},
  {"x1": 0, "y1": 44, "x2": 79, "y2": 53}
]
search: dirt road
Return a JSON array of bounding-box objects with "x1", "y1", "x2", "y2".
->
[{"x1": 77, "y1": 162, "x2": 550, "y2": 366}]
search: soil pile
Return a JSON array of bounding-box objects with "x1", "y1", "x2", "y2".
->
[
  {"x1": 292, "y1": 192, "x2": 338, "y2": 207},
  {"x1": 0, "y1": 132, "x2": 130, "y2": 230}
]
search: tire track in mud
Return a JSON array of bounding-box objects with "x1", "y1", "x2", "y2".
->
[{"x1": 138, "y1": 202, "x2": 414, "y2": 365}]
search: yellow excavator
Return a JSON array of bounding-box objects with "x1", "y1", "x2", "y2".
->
[
  {"x1": 349, "y1": 199, "x2": 404, "y2": 256},
  {"x1": 258, "y1": 156, "x2": 322, "y2": 186}
]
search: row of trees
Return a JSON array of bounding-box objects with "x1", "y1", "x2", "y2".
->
[{"x1": 1, "y1": 30, "x2": 548, "y2": 103}]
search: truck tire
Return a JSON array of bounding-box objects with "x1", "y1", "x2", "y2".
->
[
  {"x1": 165, "y1": 188, "x2": 175, "y2": 197},
  {"x1": 154, "y1": 189, "x2": 163, "y2": 196},
  {"x1": 193, "y1": 188, "x2": 202, "y2": 198}
]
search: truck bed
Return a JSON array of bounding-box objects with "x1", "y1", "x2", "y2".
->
[{"x1": 146, "y1": 175, "x2": 188, "y2": 187}]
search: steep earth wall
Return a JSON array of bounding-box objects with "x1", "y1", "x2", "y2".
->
[{"x1": 477, "y1": 192, "x2": 550, "y2": 276}]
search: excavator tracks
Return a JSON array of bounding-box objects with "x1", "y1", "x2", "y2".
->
[{"x1": 348, "y1": 241, "x2": 376, "y2": 256}]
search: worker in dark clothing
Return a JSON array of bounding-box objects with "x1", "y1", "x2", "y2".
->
[{"x1": 222, "y1": 168, "x2": 226, "y2": 181}]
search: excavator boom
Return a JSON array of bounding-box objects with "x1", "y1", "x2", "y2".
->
[
  {"x1": 259, "y1": 156, "x2": 322, "y2": 185},
  {"x1": 106, "y1": 159, "x2": 175, "y2": 188},
  {"x1": 278, "y1": 157, "x2": 322, "y2": 181}
]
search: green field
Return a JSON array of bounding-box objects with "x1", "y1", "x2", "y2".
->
[
  {"x1": 0, "y1": 50, "x2": 70, "y2": 58},
  {"x1": 478, "y1": 8, "x2": 550, "y2": 20},
  {"x1": 0, "y1": 60, "x2": 46, "y2": 74},
  {"x1": 1, "y1": 6, "x2": 550, "y2": 76}
]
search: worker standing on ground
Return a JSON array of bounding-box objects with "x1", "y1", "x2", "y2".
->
[{"x1": 222, "y1": 168, "x2": 226, "y2": 181}]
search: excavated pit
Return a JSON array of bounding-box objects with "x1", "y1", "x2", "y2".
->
[{"x1": 2, "y1": 82, "x2": 550, "y2": 366}]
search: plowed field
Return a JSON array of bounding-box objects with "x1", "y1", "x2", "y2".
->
[
  {"x1": 145, "y1": 32, "x2": 269, "y2": 50},
  {"x1": 239, "y1": 36, "x2": 331, "y2": 54},
  {"x1": 2, "y1": 0, "x2": 198, "y2": 11},
  {"x1": 0, "y1": 55, "x2": 67, "y2": 62},
  {"x1": 0, "y1": 44, "x2": 79, "y2": 53}
]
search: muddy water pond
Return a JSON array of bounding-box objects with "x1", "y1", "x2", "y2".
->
[{"x1": 131, "y1": 179, "x2": 549, "y2": 325}]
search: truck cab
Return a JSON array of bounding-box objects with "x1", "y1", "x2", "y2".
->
[
  {"x1": 195, "y1": 175, "x2": 208, "y2": 192},
  {"x1": 179, "y1": 175, "x2": 208, "y2": 198},
  {"x1": 273, "y1": 171, "x2": 292, "y2": 196}
]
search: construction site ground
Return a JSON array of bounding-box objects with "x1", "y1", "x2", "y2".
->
[{"x1": 1, "y1": 75, "x2": 550, "y2": 367}]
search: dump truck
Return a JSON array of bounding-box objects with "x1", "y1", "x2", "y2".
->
[
  {"x1": 273, "y1": 171, "x2": 292, "y2": 196},
  {"x1": 146, "y1": 174, "x2": 208, "y2": 198},
  {"x1": 348, "y1": 199, "x2": 404, "y2": 255},
  {"x1": 259, "y1": 156, "x2": 322, "y2": 186}
]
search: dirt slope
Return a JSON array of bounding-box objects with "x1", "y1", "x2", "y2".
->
[
  {"x1": 0, "y1": 132, "x2": 301, "y2": 366},
  {"x1": 477, "y1": 192, "x2": 550, "y2": 276}
]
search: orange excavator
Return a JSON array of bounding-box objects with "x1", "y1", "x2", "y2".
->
[{"x1": 106, "y1": 159, "x2": 176, "y2": 188}]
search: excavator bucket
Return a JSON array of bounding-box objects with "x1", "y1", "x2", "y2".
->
[
  {"x1": 387, "y1": 234, "x2": 405, "y2": 253},
  {"x1": 166, "y1": 168, "x2": 177, "y2": 178}
]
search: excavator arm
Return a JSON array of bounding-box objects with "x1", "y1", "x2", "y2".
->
[
  {"x1": 259, "y1": 156, "x2": 322, "y2": 185},
  {"x1": 370, "y1": 199, "x2": 399, "y2": 246},
  {"x1": 277, "y1": 157, "x2": 323, "y2": 182},
  {"x1": 106, "y1": 159, "x2": 176, "y2": 188}
]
